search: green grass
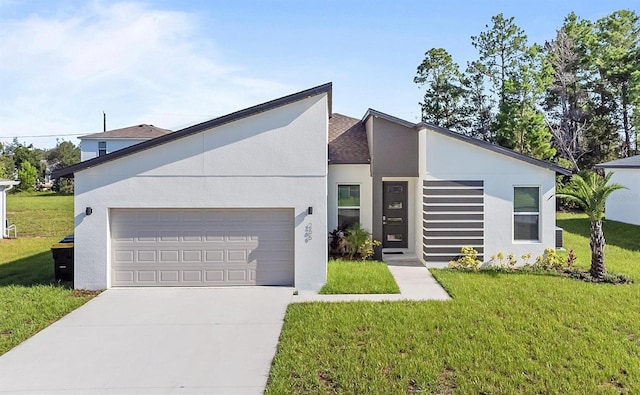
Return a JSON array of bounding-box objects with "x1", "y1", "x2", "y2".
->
[
  {"x1": 319, "y1": 260, "x2": 400, "y2": 294},
  {"x1": 267, "y1": 213, "x2": 640, "y2": 394},
  {"x1": 0, "y1": 192, "x2": 94, "y2": 355}
]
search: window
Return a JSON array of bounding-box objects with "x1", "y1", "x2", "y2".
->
[
  {"x1": 98, "y1": 141, "x2": 107, "y2": 157},
  {"x1": 337, "y1": 184, "x2": 360, "y2": 228},
  {"x1": 514, "y1": 186, "x2": 540, "y2": 241}
]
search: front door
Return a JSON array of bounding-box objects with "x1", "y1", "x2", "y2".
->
[{"x1": 382, "y1": 181, "x2": 408, "y2": 248}]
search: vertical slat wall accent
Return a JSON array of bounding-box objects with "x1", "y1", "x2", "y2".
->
[{"x1": 423, "y1": 180, "x2": 484, "y2": 263}]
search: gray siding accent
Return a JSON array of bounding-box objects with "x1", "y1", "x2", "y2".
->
[
  {"x1": 423, "y1": 188, "x2": 483, "y2": 196},
  {"x1": 369, "y1": 117, "x2": 418, "y2": 177},
  {"x1": 424, "y1": 221, "x2": 483, "y2": 229},
  {"x1": 424, "y1": 246, "x2": 484, "y2": 254},
  {"x1": 425, "y1": 238, "x2": 484, "y2": 246},
  {"x1": 424, "y1": 180, "x2": 484, "y2": 187},
  {"x1": 423, "y1": 205, "x2": 483, "y2": 212},
  {"x1": 424, "y1": 213, "x2": 484, "y2": 221},
  {"x1": 423, "y1": 180, "x2": 485, "y2": 263},
  {"x1": 424, "y1": 230, "x2": 484, "y2": 238},
  {"x1": 424, "y1": 254, "x2": 485, "y2": 262},
  {"x1": 424, "y1": 196, "x2": 484, "y2": 204}
]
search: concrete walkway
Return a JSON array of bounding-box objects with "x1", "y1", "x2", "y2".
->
[
  {"x1": 292, "y1": 257, "x2": 451, "y2": 302},
  {"x1": 0, "y1": 287, "x2": 293, "y2": 395}
]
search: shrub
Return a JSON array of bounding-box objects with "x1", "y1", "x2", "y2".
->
[
  {"x1": 329, "y1": 223, "x2": 380, "y2": 260},
  {"x1": 17, "y1": 162, "x2": 37, "y2": 192},
  {"x1": 449, "y1": 246, "x2": 482, "y2": 270},
  {"x1": 534, "y1": 248, "x2": 565, "y2": 270}
]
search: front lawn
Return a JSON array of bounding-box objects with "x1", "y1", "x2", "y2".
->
[
  {"x1": 319, "y1": 260, "x2": 400, "y2": 294},
  {"x1": 0, "y1": 192, "x2": 94, "y2": 355},
  {"x1": 267, "y1": 214, "x2": 640, "y2": 394}
]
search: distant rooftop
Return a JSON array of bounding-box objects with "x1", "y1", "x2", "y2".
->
[
  {"x1": 80, "y1": 124, "x2": 172, "y2": 139},
  {"x1": 596, "y1": 155, "x2": 640, "y2": 169}
]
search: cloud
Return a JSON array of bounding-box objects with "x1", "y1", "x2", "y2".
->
[{"x1": 0, "y1": 1, "x2": 289, "y2": 147}]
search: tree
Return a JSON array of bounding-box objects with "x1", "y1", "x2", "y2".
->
[
  {"x1": 593, "y1": 10, "x2": 640, "y2": 156},
  {"x1": 414, "y1": 48, "x2": 470, "y2": 131},
  {"x1": 17, "y1": 161, "x2": 37, "y2": 192},
  {"x1": 544, "y1": 27, "x2": 589, "y2": 171},
  {"x1": 47, "y1": 140, "x2": 80, "y2": 194},
  {"x1": 556, "y1": 172, "x2": 626, "y2": 280},
  {"x1": 0, "y1": 142, "x2": 15, "y2": 179},
  {"x1": 472, "y1": 15, "x2": 555, "y2": 159},
  {"x1": 471, "y1": 14, "x2": 528, "y2": 104},
  {"x1": 463, "y1": 62, "x2": 495, "y2": 141}
]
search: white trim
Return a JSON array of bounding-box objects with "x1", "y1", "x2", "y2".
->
[
  {"x1": 337, "y1": 183, "x2": 361, "y2": 228},
  {"x1": 513, "y1": 185, "x2": 541, "y2": 243}
]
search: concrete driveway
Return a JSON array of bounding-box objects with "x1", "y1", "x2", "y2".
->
[{"x1": 0, "y1": 287, "x2": 294, "y2": 394}]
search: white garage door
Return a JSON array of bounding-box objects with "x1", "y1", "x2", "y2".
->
[{"x1": 110, "y1": 209, "x2": 294, "y2": 287}]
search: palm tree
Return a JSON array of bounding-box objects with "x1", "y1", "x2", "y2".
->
[{"x1": 556, "y1": 172, "x2": 625, "y2": 280}]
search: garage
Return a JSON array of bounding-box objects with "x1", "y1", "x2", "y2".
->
[{"x1": 110, "y1": 208, "x2": 294, "y2": 287}]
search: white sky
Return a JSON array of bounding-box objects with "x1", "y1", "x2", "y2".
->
[{"x1": 0, "y1": 0, "x2": 636, "y2": 148}]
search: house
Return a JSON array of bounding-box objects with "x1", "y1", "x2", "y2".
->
[
  {"x1": 79, "y1": 124, "x2": 172, "y2": 161},
  {"x1": 1, "y1": 179, "x2": 19, "y2": 238},
  {"x1": 53, "y1": 83, "x2": 569, "y2": 291},
  {"x1": 595, "y1": 155, "x2": 640, "y2": 226}
]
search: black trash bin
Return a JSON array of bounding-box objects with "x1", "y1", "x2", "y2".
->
[{"x1": 51, "y1": 235, "x2": 74, "y2": 283}]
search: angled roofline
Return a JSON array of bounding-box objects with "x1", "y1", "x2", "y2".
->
[
  {"x1": 360, "y1": 108, "x2": 570, "y2": 175},
  {"x1": 418, "y1": 122, "x2": 572, "y2": 175},
  {"x1": 362, "y1": 108, "x2": 416, "y2": 128},
  {"x1": 595, "y1": 155, "x2": 640, "y2": 169},
  {"x1": 52, "y1": 82, "x2": 333, "y2": 178}
]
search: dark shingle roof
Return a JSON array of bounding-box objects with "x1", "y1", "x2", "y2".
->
[
  {"x1": 596, "y1": 155, "x2": 640, "y2": 169},
  {"x1": 52, "y1": 83, "x2": 332, "y2": 178},
  {"x1": 328, "y1": 113, "x2": 370, "y2": 164},
  {"x1": 80, "y1": 124, "x2": 172, "y2": 139}
]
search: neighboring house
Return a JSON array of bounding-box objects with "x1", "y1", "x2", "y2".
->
[
  {"x1": 79, "y1": 124, "x2": 172, "y2": 161},
  {"x1": 1, "y1": 179, "x2": 19, "y2": 238},
  {"x1": 53, "y1": 83, "x2": 569, "y2": 291},
  {"x1": 595, "y1": 155, "x2": 640, "y2": 226}
]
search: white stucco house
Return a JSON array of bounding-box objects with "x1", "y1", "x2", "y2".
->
[
  {"x1": 54, "y1": 83, "x2": 570, "y2": 290},
  {"x1": 1, "y1": 179, "x2": 19, "y2": 238},
  {"x1": 79, "y1": 124, "x2": 171, "y2": 161},
  {"x1": 596, "y1": 155, "x2": 640, "y2": 226}
]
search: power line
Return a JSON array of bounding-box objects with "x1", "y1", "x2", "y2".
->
[{"x1": 0, "y1": 133, "x2": 86, "y2": 138}]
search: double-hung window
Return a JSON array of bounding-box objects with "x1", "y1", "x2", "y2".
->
[
  {"x1": 337, "y1": 184, "x2": 360, "y2": 229},
  {"x1": 514, "y1": 186, "x2": 540, "y2": 241},
  {"x1": 98, "y1": 141, "x2": 107, "y2": 157}
]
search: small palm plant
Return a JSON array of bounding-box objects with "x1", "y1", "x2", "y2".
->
[
  {"x1": 555, "y1": 171, "x2": 625, "y2": 280},
  {"x1": 344, "y1": 223, "x2": 375, "y2": 260}
]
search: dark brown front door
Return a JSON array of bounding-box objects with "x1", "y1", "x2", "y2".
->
[{"x1": 382, "y1": 181, "x2": 408, "y2": 248}]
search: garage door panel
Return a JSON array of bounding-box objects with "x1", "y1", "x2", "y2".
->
[
  {"x1": 182, "y1": 250, "x2": 202, "y2": 262},
  {"x1": 111, "y1": 209, "x2": 293, "y2": 287},
  {"x1": 137, "y1": 250, "x2": 157, "y2": 262}
]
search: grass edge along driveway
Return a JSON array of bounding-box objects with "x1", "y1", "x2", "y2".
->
[{"x1": 0, "y1": 193, "x2": 96, "y2": 356}]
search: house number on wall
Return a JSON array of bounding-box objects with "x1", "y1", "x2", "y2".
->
[{"x1": 304, "y1": 223, "x2": 313, "y2": 243}]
